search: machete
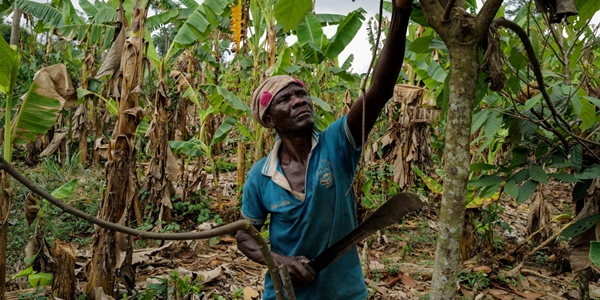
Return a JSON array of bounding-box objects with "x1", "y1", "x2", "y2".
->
[{"x1": 305, "y1": 192, "x2": 424, "y2": 275}]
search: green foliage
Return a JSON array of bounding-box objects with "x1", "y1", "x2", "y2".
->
[
  {"x1": 273, "y1": 0, "x2": 312, "y2": 31},
  {"x1": 131, "y1": 270, "x2": 204, "y2": 299},
  {"x1": 458, "y1": 270, "x2": 490, "y2": 292}
]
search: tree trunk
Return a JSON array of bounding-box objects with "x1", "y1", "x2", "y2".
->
[
  {"x1": 430, "y1": 44, "x2": 479, "y2": 300},
  {"x1": 86, "y1": 0, "x2": 149, "y2": 296},
  {"x1": 51, "y1": 240, "x2": 76, "y2": 300},
  {"x1": 10, "y1": 4, "x2": 21, "y2": 46},
  {"x1": 418, "y1": 0, "x2": 504, "y2": 298}
]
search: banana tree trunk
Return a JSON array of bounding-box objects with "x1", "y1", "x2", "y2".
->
[
  {"x1": 87, "y1": 0, "x2": 149, "y2": 296},
  {"x1": 142, "y1": 63, "x2": 175, "y2": 230}
]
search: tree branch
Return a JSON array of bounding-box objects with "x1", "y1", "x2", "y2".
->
[
  {"x1": 494, "y1": 18, "x2": 600, "y2": 154},
  {"x1": 474, "y1": 0, "x2": 504, "y2": 37},
  {"x1": 418, "y1": 0, "x2": 445, "y2": 29},
  {"x1": 0, "y1": 157, "x2": 290, "y2": 299},
  {"x1": 442, "y1": 0, "x2": 456, "y2": 21}
]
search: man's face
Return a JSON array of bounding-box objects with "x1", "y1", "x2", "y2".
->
[{"x1": 263, "y1": 83, "x2": 314, "y2": 132}]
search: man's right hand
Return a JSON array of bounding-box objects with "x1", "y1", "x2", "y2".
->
[{"x1": 270, "y1": 252, "x2": 315, "y2": 287}]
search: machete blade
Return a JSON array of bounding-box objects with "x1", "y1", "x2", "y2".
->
[{"x1": 305, "y1": 192, "x2": 424, "y2": 275}]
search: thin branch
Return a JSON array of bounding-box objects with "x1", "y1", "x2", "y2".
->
[
  {"x1": 0, "y1": 157, "x2": 290, "y2": 299},
  {"x1": 494, "y1": 19, "x2": 600, "y2": 152},
  {"x1": 442, "y1": 0, "x2": 456, "y2": 21},
  {"x1": 474, "y1": 0, "x2": 504, "y2": 37}
]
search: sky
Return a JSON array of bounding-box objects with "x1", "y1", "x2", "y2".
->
[
  {"x1": 313, "y1": 0, "x2": 389, "y2": 74},
  {"x1": 313, "y1": 0, "x2": 600, "y2": 74}
]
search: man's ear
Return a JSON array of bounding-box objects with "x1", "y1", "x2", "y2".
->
[{"x1": 263, "y1": 115, "x2": 275, "y2": 129}]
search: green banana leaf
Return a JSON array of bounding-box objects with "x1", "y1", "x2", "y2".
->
[
  {"x1": 173, "y1": 0, "x2": 233, "y2": 47},
  {"x1": 273, "y1": 0, "x2": 312, "y2": 31},
  {"x1": 323, "y1": 8, "x2": 365, "y2": 59},
  {"x1": 297, "y1": 13, "x2": 326, "y2": 49},
  {"x1": 0, "y1": 34, "x2": 19, "y2": 95},
  {"x1": 11, "y1": 64, "x2": 74, "y2": 145}
]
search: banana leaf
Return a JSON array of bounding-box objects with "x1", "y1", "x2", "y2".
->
[
  {"x1": 11, "y1": 64, "x2": 75, "y2": 145},
  {"x1": 323, "y1": 8, "x2": 364, "y2": 59},
  {"x1": 273, "y1": 0, "x2": 312, "y2": 31},
  {"x1": 297, "y1": 13, "x2": 326, "y2": 49}
]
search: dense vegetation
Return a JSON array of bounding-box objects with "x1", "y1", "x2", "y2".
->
[{"x1": 1, "y1": 0, "x2": 600, "y2": 299}]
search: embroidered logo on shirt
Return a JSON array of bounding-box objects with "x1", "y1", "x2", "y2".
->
[
  {"x1": 270, "y1": 200, "x2": 291, "y2": 210},
  {"x1": 317, "y1": 160, "x2": 334, "y2": 188}
]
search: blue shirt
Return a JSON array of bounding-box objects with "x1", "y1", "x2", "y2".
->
[{"x1": 242, "y1": 115, "x2": 368, "y2": 300}]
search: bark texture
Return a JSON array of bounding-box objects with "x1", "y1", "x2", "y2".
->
[
  {"x1": 418, "y1": 0, "x2": 504, "y2": 298},
  {"x1": 10, "y1": 4, "x2": 21, "y2": 46},
  {"x1": 87, "y1": 0, "x2": 149, "y2": 296},
  {"x1": 51, "y1": 240, "x2": 77, "y2": 300}
]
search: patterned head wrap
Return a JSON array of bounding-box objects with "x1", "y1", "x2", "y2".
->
[{"x1": 251, "y1": 75, "x2": 307, "y2": 128}]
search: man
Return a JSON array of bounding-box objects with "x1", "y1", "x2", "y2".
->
[{"x1": 236, "y1": 0, "x2": 412, "y2": 298}]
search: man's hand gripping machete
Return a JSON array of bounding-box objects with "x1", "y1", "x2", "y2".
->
[{"x1": 305, "y1": 192, "x2": 424, "y2": 275}]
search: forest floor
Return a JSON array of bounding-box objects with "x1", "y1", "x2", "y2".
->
[{"x1": 5, "y1": 168, "x2": 598, "y2": 300}]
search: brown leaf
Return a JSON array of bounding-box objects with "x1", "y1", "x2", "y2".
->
[
  {"x1": 473, "y1": 265, "x2": 492, "y2": 274},
  {"x1": 24, "y1": 193, "x2": 39, "y2": 226},
  {"x1": 399, "y1": 273, "x2": 417, "y2": 288},
  {"x1": 244, "y1": 286, "x2": 259, "y2": 300},
  {"x1": 513, "y1": 290, "x2": 544, "y2": 300}
]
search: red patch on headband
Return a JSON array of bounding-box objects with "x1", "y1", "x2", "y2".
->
[
  {"x1": 294, "y1": 78, "x2": 306, "y2": 88},
  {"x1": 260, "y1": 91, "x2": 272, "y2": 107}
]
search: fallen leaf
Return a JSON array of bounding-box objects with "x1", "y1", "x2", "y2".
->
[
  {"x1": 526, "y1": 276, "x2": 542, "y2": 289},
  {"x1": 400, "y1": 273, "x2": 417, "y2": 288},
  {"x1": 513, "y1": 290, "x2": 544, "y2": 300},
  {"x1": 244, "y1": 286, "x2": 259, "y2": 300},
  {"x1": 473, "y1": 265, "x2": 492, "y2": 274}
]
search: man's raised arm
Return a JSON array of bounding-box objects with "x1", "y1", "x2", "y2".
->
[{"x1": 347, "y1": 0, "x2": 413, "y2": 145}]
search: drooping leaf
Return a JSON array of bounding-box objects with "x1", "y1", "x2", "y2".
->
[
  {"x1": 323, "y1": 8, "x2": 365, "y2": 59},
  {"x1": 590, "y1": 241, "x2": 600, "y2": 268},
  {"x1": 211, "y1": 116, "x2": 237, "y2": 146},
  {"x1": 576, "y1": 165, "x2": 600, "y2": 180},
  {"x1": 271, "y1": 47, "x2": 292, "y2": 76},
  {"x1": 310, "y1": 96, "x2": 332, "y2": 112},
  {"x1": 504, "y1": 180, "x2": 519, "y2": 199},
  {"x1": 11, "y1": 64, "x2": 75, "y2": 145},
  {"x1": 273, "y1": 0, "x2": 312, "y2": 31},
  {"x1": 413, "y1": 166, "x2": 442, "y2": 195},
  {"x1": 469, "y1": 175, "x2": 504, "y2": 187},
  {"x1": 17, "y1": 0, "x2": 63, "y2": 26},
  {"x1": 0, "y1": 34, "x2": 19, "y2": 95},
  {"x1": 51, "y1": 179, "x2": 79, "y2": 199},
  {"x1": 28, "y1": 272, "x2": 53, "y2": 287},
  {"x1": 470, "y1": 163, "x2": 494, "y2": 172},
  {"x1": 578, "y1": 97, "x2": 596, "y2": 130},
  {"x1": 302, "y1": 41, "x2": 326, "y2": 65},
  {"x1": 559, "y1": 213, "x2": 600, "y2": 240},
  {"x1": 169, "y1": 139, "x2": 205, "y2": 157},
  {"x1": 296, "y1": 13, "x2": 326, "y2": 49},
  {"x1": 483, "y1": 111, "x2": 502, "y2": 139},
  {"x1": 79, "y1": 0, "x2": 98, "y2": 18},
  {"x1": 548, "y1": 173, "x2": 579, "y2": 183},
  {"x1": 315, "y1": 13, "x2": 345, "y2": 26},
  {"x1": 528, "y1": 165, "x2": 548, "y2": 184},
  {"x1": 516, "y1": 180, "x2": 538, "y2": 204}
]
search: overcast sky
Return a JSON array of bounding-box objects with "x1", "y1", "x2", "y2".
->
[{"x1": 313, "y1": 0, "x2": 391, "y2": 74}]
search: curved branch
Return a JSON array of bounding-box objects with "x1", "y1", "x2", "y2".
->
[
  {"x1": 442, "y1": 0, "x2": 456, "y2": 21},
  {"x1": 0, "y1": 157, "x2": 290, "y2": 299},
  {"x1": 474, "y1": 0, "x2": 504, "y2": 37},
  {"x1": 418, "y1": 0, "x2": 445, "y2": 29},
  {"x1": 494, "y1": 18, "x2": 600, "y2": 151}
]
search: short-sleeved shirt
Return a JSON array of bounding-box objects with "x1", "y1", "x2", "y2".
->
[{"x1": 241, "y1": 115, "x2": 368, "y2": 300}]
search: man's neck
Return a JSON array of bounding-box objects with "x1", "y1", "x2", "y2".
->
[{"x1": 277, "y1": 130, "x2": 313, "y2": 163}]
